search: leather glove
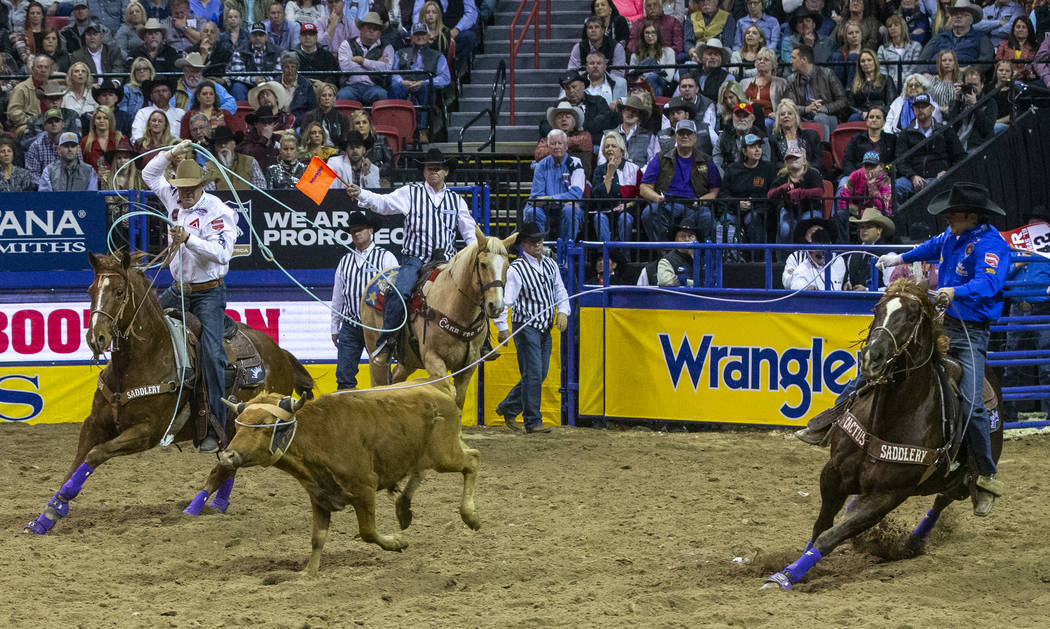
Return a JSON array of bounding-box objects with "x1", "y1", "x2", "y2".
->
[
  {"x1": 555, "y1": 312, "x2": 568, "y2": 333},
  {"x1": 171, "y1": 139, "x2": 193, "y2": 159},
  {"x1": 934, "y1": 287, "x2": 954, "y2": 308},
  {"x1": 169, "y1": 225, "x2": 189, "y2": 246},
  {"x1": 876, "y1": 252, "x2": 903, "y2": 269}
]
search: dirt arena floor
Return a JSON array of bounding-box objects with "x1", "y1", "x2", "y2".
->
[{"x1": 5, "y1": 421, "x2": 1050, "y2": 628}]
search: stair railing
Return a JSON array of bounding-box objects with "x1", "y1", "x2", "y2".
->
[
  {"x1": 458, "y1": 59, "x2": 507, "y2": 152},
  {"x1": 508, "y1": 0, "x2": 551, "y2": 125}
]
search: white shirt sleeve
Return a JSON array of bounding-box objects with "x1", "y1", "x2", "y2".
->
[
  {"x1": 457, "y1": 193, "x2": 479, "y2": 246},
  {"x1": 495, "y1": 263, "x2": 522, "y2": 331},
  {"x1": 357, "y1": 185, "x2": 413, "y2": 215},
  {"x1": 140, "y1": 149, "x2": 178, "y2": 212},
  {"x1": 552, "y1": 260, "x2": 571, "y2": 317},
  {"x1": 184, "y1": 202, "x2": 237, "y2": 266},
  {"x1": 331, "y1": 254, "x2": 348, "y2": 335}
]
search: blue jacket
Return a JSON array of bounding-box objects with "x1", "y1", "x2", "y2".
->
[
  {"x1": 1007, "y1": 251, "x2": 1050, "y2": 304},
  {"x1": 529, "y1": 155, "x2": 585, "y2": 201},
  {"x1": 903, "y1": 223, "x2": 1010, "y2": 322}
]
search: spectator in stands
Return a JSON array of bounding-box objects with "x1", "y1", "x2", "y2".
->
[
  {"x1": 928, "y1": 49, "x2": 961, "y2": 109},
  {"x1": 768, "y1": 146, "x2": 824, "y2": 243},
  {"x1": 172, "y1": 52, "x2": 237, "y2": 113},
  {"x1": 688, "y1": 0, "x2": 736, "y2": 50},
  {"x1": 975, "y1": 0, "x2": 1026, "y2": 49},
  {"x1": 591, "y1": 130, "x2": 642, "y2": 241},
  {"x1": 301, "y1": 120, "x2": 338, "y2": 160},
  {"x1": 570, "y1": 16, "x2": 627, "y2": 79},
  {"x1": 337, "y1": 12, "x2": 393, "y2": 105},
  {"x1": 581, "y1": 51, "x2": 627, "y2": 106},
  {"x1": 787, "y1": 226, "x2": 844, "y2": 290},
  {"x1": 120, "y1": 58, "x2": 154, "y2": 122},
  {"x1": 651, "y1": 217, "x2": 701, "y2": 287},
  {"x1": 265, "y1": 2, "x2": 300, "y2": 51},
  {"x1": 714, "y1": 79, "x2": 748, "y2": 133},
  {"x1": 133, "y1": 108, "x2": 177, "y2": 169},
  {"x1": 734, "y1": 0, "x2": 780, "y2": 51},
  {"x1": 299, "y1": 83, "x2": 350, "y2": 150},
  {"x1": 140, "y1": 0, "x2": 172, "y2": 22},
  {"x1": 524, "y1": 128, "x2": 586, "y2": 240},
  {"x1": 7, "y1": 52, "x2": 51, "y2": 138},
  {"x1": 248, "y1": 81, "x2": 294, "y2": 131},
  {"x1": 838, "y1": 150, "x2": 891, "y2": 238},
  {"x1": 782, "y1": 219, "x2": 836, "y2": 290},
  {"x1": 845, "y1": 207, "x2": 894, "y2": 290},
  {"x1": 718, "y1": 132, "x2": 775, "y2": 244},
  {"x1": 205, "y1": 124, "x2": 268, "y2": 190},
  {"x1": 232, "y1": 22, "x2": 283, "y2": 102},
  {"x1": 995, "y1": 16, "x2": 1037, "y2": 82},
  {"x1": 21, "y1": 81, "x2": 79, "y2": 146},
  {"x1": 238, "y1": 105, "x2": 282, "y2": 169},
  {"x1": 393, "y1": 22, "x2": 451, "y2": 138},
  {"x1": 0, "y1": 136, "x2": 36, "y2": 191},
  {"x1": 830, "y1": 20, "x2": 865, "y2": 86},
  {"x1": 535, "y1": 101, "x2": 593, "y2": 166},
  {"x1": 61, "y1": 62, "x2": 97, "y2": 118},
  {"x1": 587, "y1": 248, "x2": 632, "y2": 285},
  {"x1": 13, "y1": 2, "x2": 45, "y2": 56},
  {"x1": 885, "y1": 73, "x2": 943, "y2": 132},
  {"x1": 70, "y1": 21, "x2": 124, "y2": 81},
  {"x1": 714, "y1": 102, "x2": 769, "y2": 175},
  {"x1": 919, "y1": 0, "x2": 994, "y2": 71},
  {"x1": 601, "y1": 93, "x2": 659, "y2": 168},
  {"x1": 840, "y1": 104, "x2": 896, "y2": 181},
  {"x1": 628, "y1": 0, "x2": 684, "y2": 56},
  {"x1": 217, "y1": 5, "x2": 250, "y2": 62},
  {"x1": 187, "y1": 20, "x2": 227, "y2": 74},
  {"x1": 591, "y1": 0, "x2": 630, "y2": 46},
  {"x1": 676, "y1": 72, "x2": 717, "y2": 129},
  {"x1": 897, "y1": 0, "x2": 930, "y2": 46},
  {"x1": 848, "y1": 49, "x2": 897, "y2": 120},
  {"x1": 540, "y1": 71, "x2": 618, "y2": 141},
  {"x1": 328, "y1": 130, "x2": 380, "y2": 188},
  {"x1": 25, "y1": 109, "x2": 66, "y2": 182},
  {"x1": 80, "y1": 105, "x2": 124, "y2": 171},
  {"x1": 39, "y1": 131, "x2": 98, "y2": 191},
  {"x1": 275, "y1": 51, "x2": 317, "y2": 125},
  {"x1": 629, "y1": 20, "x2": 676, "y2": 95},
  {"x1": 1035, "y1": 1, "x2": 1050, "y2": 43},
  {"x1": 266, "y1": 132, "x2": 307, "y2": 188},
  {"x1": 741, "y1": 47, "x2": 786, "y2": 129},
  {"x1": 780, "y1": 8, "x2": 832, "y2": 66},
  {"x1": 61, "y1": 2, "x2": 111, "y2": 54},
  {"x1": 690, "y1": 39, "x2": 734, "y2": 104},
  {"x1": 728, "y1": 24, "x2": 764, "y2": 80},
  {"x1": 784, "y1": 43, "x2": 846, "y2": 141},
  {"x1": 184, "y1": 112, "x2": 214, "y2": 162},
  {"x1": 133, "y1": 18, "x2": 180, "y2": 75},
  {"x1": 411, "y1": 0, "x2": 479, "y2": 67},
  {"x1": 832, "y1": 0, "x2": 881, "y2": 52},
  {"x1": 768, "y1": 98, "x2": 822, "y2": 171},
  {"x1": 179, "y1": 80, "x2": 241, "y2": 138},
  {"x1": 880, "y1": 14, "x2": 923, "y2": 83},
  {"x1": 91, "y1": 84, "x2": 131, "y2": 138},
  {"x1": 1036, "y1": 32, "x2": 1050, "y2": 88},
  {"x1": 131, "y1": 78, "x2": 185, "y2": 142},
  {"x1": 318, "y1": 0, "x2": 359, "y2": 52},
  {"x1": 418, "y1": 0, "x2": 451, "y2": 55},
  {"x1": 34, "y1": 28, "x2": 72, "y2": 74},
  {"x1": 350, "y1": 109, "x2": 395, "y2": 177},
  {"x1": 950, "y1": 66, "x2": 997, "y2": 150},
  {"x1": 893, "y1": 92, "x2": 966, "y2": 200},
  {"x1": 659, "y1": 96, "x2": 713, "y2": 155},
  {"x1": 640, "y1": 119, "x2": 720, "y2": 243},
  {"x1": 286, "y1": 0, "x2": 328, "y2": 27},
  {"x1": 992, "y1": 59, "x2": 1013, "y2": 132},
  {"x1": 164, "y1": 0, "x2": 201, "y2": 54},
  {"x1": 295, "y1": 22, "x2": 338, "y2": 74}
]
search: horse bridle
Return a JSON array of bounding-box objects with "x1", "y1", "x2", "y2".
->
[
  {"x1": 89, "y1": 271, "x2": 136, "y2": 344},
  {"x1": 867, "y1": 291, "x2": 935, "y2": 381}
]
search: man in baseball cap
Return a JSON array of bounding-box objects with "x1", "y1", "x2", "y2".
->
[
  {"x1": 391, "y1": 21, "x2": 451, "y2": 139},
  {"x1": 39, "y1": 131, "x2": 98, "y2": 192},
  {"x1": 893, "y1": 91, "x2": 966, "y2": 201}
]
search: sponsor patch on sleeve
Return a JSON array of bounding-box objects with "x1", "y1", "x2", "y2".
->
[
  {"x1": 984, "y1": 252, "x2": 999, "y2": 268},
  {"x1": 211, "y1": 218, "x2": 225, "y2": 231}
]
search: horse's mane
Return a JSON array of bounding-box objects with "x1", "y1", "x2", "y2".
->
[
  {"x1": 96, "y1": 252, "x2": 165, "y2": 317},
  {"x1": 881, "y1": 278, "x2": 944, "y2": 348}
]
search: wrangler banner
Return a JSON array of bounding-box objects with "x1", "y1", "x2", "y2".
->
[{"x1": 578, "y1": 308, "x2": 870, "y2": 426}]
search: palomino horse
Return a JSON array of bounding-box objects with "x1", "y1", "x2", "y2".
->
[
  {"x1": 360, "y1": 226, "x2": 517, "y2": 408},
  {"x1": 765, "y1": 279, "x2": 1003, "y2": 589},
  {"x1": 25, "y1": 251, "x2": 314, "y2": 535}
]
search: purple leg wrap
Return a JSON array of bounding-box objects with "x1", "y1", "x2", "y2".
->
[
  {"x1": 804, "y1": 541, "x2": 814, "y2": 553},
  {"x1": 208, "y1": 478, "x2": 235, "y2": 513},
  {"x1": 911, "y1": 509, "x2": 941, "y2": 541},
  {"x1": 47, "y1": 492, "x2": 70, "y2": 518},
  {"x1": 58, "y1": 463, "x2": 95, "y2": 501},
  {"x1": 183, "y1": 490, "x2": 210, "y2": 516},
  {"x1": 25, "y1": 512, "x2": 56, "y2": 535},
  {"x1": 784, "y1": 547, "x2": 823, "y2": 582}
]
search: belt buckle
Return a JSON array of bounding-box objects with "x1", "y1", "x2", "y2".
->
[{"x1": 179, "y1": 282, "x2": 194, "y2": 294}]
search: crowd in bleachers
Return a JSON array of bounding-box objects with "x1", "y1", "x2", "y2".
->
[
  {"x1": 529, "y1": 0, "x2": 1050, "y2": 256},
  {"x1": 0, "y1": 0, "x2": 487, "y2": 195}
]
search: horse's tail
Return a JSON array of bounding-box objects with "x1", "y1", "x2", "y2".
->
[{"x1": 283, "y1": 348, "x2": 316, "y2": 401}]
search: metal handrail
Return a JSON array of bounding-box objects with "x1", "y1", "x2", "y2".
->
[
  {"x1": 458, "y1": 60, "x2": 506, "y2": 152},
  {"x1": 508, "y1": 0, "x2": 550, "y2": 125}
]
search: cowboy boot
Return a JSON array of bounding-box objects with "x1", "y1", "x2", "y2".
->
[
  {"x1": 973, "y1": 475, "x2": 1004, "y2": 517},
  {"x1": 795, "y1": 424, "x2": 831, "y2": 446}
]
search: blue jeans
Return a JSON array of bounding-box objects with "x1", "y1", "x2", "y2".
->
[
  {"x1": 454, "y1": 29, "x2": 477, "y2": 63},
  {"x1": 230, "y1": 82, "x2": 250, "y2": 102},
  {"x1": 895, "y1": 175, "x2": 938, "y2": 202},
  {"x1": 641, "y1": 202, "x2": 713, "y2": 242},
  {"x1": 523, "y1": 202, "x2": 584, "y2": 241},
  {"x1": 158, "y1": 282, "x2": 228, "y2": 431},
  {"x1": 335, "y1": 321, "x2": 366, "y2": 390},
  {"x1": 776, "y1": 207, "x2": 822, "y2": 243},
  {"x1": 381, "y1": 255, "x2": 423, "y2": 345},
  {"x1": 595, "y1": 210, "x2": 634, "y2": 242},
  {"x1": 1002, "y1": 301, "x2": 1050, "y2": 421},
  {"x1": 338, "y1": 82, "x2": 389, "y2": 105},
  {"x1": 943, "y1": 317, "x2": 995, "y2": 476},
  {"x1": 497, "y1": 323, "x2": 552, "y2": 429}
]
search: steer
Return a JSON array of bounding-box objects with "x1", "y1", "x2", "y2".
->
[{"x1": 218, "y1": 382, "x2": 480, "y2": 575}]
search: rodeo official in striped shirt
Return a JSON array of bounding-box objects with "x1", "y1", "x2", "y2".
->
[
  {"x1": 346, "y1": 148, "x2": 478, "y2": 363},
  {"x1": 494, "y1": 222, "x2": 571, "y2": 434},
  {"x1": 331, "y1": 211, "x2": 398, "y2": 389}
]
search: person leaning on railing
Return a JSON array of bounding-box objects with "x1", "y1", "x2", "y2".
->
[{"x1": 717, "y1": 132, "x2": 774, "y2": 245}]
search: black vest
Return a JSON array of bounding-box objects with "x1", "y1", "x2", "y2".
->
[
  {"x1": 347, "y1": 39, "x2": 391, "y2": 89},
  {"x1": 646, "y1": 250, "x2": 694, "y2": 286},
  {"x1": 396, "y1": 46, "x2": 442, "y2": 82},
  {"x1": 443, "y1": 0, "x2": 465, "y2": 28},
  {"x1": 1035, "y1": 7, "x2": 1050, "y2": 43}
]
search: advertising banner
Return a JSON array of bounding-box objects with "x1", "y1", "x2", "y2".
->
[
  {"x1": 1001, "y1": 221, "x2": 1050, "y2": 259},
  {"x1": 0, "y1": 192, "x2": 108, "y2": 271}
]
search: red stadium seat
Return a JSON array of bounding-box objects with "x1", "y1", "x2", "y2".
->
[
  {"x1": 822, "y1": 179, "x2": 835, "y2": 219},
  {"x1": 374, "y1": 124, "x2": 401, "y2": 155},
  {"x1": 231, "y1": 103, "x2": 252, "y2": 133},
  {"x1": 371, "y1": 99, "x2": 417, "y2": 147},
  {"x1": 334, "y1": 99, "x2": 363, "y2": 116},
  {"x1": 830, "y1": 121, "x2": 867, "y2": 171},
  {"x1": 802, "y1": 121, "x2": 826, "y2": 143},
  {"x1": 653, "y1": 96, "x2": 670, "y2": 108},
  {"x1": 45, "y1": 16, "x2": 69, "y2": 30}
]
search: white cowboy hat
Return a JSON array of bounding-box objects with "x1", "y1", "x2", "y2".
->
[
  {"x1": 700, "y1": 38, "x2": 730, "y2": 65},
  {"x1": 545, "y1": 101, "x2": 583, "y2": 131},
  {"x1": 248, "y1": 80, "x2": 291, "y2": 112},
  {"x1": 175, "y1": 52, "x2": 208, "y2": 70}
]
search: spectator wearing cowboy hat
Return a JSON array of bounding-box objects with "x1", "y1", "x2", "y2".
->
[
  {"x1": 780, "y1": 217, "x2": 838, "y2": 287},
  {"x1": 526, "y1": 127, "x2": 587, "y2": 240},
  {"x1": 248, "y1": 82, "x2": 295, "y2": 130},
  {"x1": 636, "y1": 216, "x2": 701, "y2": 287},
  {"x1": 875, "y1": 182, "x2": 1011, "y2": 516},
  {"x1": 534, "y1": 101, "x2": 593, "y2": 167},
  {"x1": 579, "y1": 50, "x2": 626, "y2": 106},
  {"x1": 328, "y1": 130, "x2": 380, "y2": 189},
  {"x1": 230, "y1": 21, "x2": 283, "y2": 102},
  {"x1": 21, "y1": 81, "x2": 81, "y2": 149},
  {"x1": 90, "y1": 83, "x2": 132, "y2": 138},
  {"x1": 392, "y1": 22, "x2": 451, "y2": 137},
  {"x1": 40, "y1": 131, "x2": 98, "y2": 192},
  {"x1": 70, "y1": 21, "x2": 125, "y2": 79},
  {"x1": 843, "y1": 207, "x2": 895, "y2": 290},
  {"x1": 336, "y1": 11, "x2": 394, "y2": 105},
  {"x1": 659, "y1": 96, "x2": 712, "y2": 156},
  {"x1": 597, "y1": 93, "x2": 658, "y2": 168},
  {"x1": 918, "y1": 0, "x2": 994, "y2": 72},
  {"x1": 494, "y1": 220, "x2": 570, "y2": 434},
  {"x1": 779, "y1": 8, "x2": 833, "y2": 66},
  {"x1": 205, "y1": 124, "x2": 267, "y2": 190},
  {"x1": 278, "y1": 50, "x2": 318, "y2": 125},
  {"x1": 131, "y1": 17, "x2": 181, "y2": 74},
  {"x1": 237, "y1": 105, "x2": 283, "y2": 169},
  {"x1": 688, "y1": 39, "x2": 734, "y2": 105},
  {"x1": 787, "y1": 224, "x2": 844, "y2": 290},
  {"x1": 539, "y1": 70, "x2": 619, "y2": 143},
  {"x1": 172, "y1": 52, "x2": 238, "y2": 113},
  {"x1": 130, "y1": 77, "x2": 186, "y2": 142}
]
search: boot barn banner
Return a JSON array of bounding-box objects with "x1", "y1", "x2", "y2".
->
[{"x1": 577, "y1": 308, "x2": 870, "y2": 426}]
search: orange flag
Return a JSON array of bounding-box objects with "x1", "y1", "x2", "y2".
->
[{"x1": 296, "y1": 156, "x2": 339, "y2": 205}]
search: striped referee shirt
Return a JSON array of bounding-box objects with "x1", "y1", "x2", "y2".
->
[
  {"x1": 357, "y1": 182, "x2": 478, "y2": 263},
  {"x1": 331, "y1": 243, "x2": 398, "y2": 334},
  {"x1": 495, "y1": 251, "x2": 571, "y2": 333}
]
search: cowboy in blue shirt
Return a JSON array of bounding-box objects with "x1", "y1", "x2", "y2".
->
[{"x1": 877, "y1": 182, "x2": 1010, "y2": 516}]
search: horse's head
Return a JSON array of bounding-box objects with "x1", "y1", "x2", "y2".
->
[
  {"x1": 86, "y1": 251, "x2": 139, "y2": 358},
  {"x1": 859, "y1": 279, "x2": 934, "y2": 382},
  {"x1": 219, "y1": 392, "x2": 305, "y2": 469},
  {"x1": 473, "y1": 226, "x2": 519, "y2": 319}
]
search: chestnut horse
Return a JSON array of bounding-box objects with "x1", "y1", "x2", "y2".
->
[
  {"x1": 765, "y1": 279, "x2": 1003, "y2": 589},
  {"x1": 24, "y1": 251, "x2": 314, "y2": 535}
]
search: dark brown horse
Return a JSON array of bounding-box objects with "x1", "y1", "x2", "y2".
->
[
  {"x1": 764, "y1": 279, "x2": 1003, "y2": 589},
  {"x1": 24, "y1": 251, "x2": 314, "y2": 534}
]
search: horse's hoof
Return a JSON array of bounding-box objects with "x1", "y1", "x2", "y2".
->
[
  {"x1": 209, "y1": 496, "x2": 231, "y2": 513},
  {"x1": 763, "y1": 572, "x2": 794, "y2": 590},
  {"x1": 24, "y1": 516, "x2": 54, "y2": 535}
]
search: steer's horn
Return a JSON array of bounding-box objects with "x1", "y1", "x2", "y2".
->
[
  {"x1": 279, "y1": 396, "x2": 306, "y2": 414},
  {"x1": 221, "y1": 398, "x2": 246, "y2": 416}
]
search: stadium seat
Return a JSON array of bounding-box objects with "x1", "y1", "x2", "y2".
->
[
  {"x1": 374, "y1": 124, "x2": 401, "y2": 154},
  {"x1": 653, "y1": 96, "x2": 669, "y2": 108},
  {"x1": 802, "y1": 121, "x2": 826, "y2": 143},
  {"x1": 830, "y1": 121, "x2": 867, "y2": 171},
  {"x1": 822, "y1": 179, "x2": 835, "y2": 219},
  {"x1": 45, "y1": 16, "x2": 68, "y2": 30},
  {"x1": 335, "y1": 99, "x2": 363, "y2": 116},
  {"x1": 231, "y1": 103, "x2": 252, "y2": 132},
  {"x1": 371, "y1": 99, "x2": 417, "y2": 148}
]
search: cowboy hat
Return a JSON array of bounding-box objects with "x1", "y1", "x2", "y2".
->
[
  {"x1": 700, "y1": 38, "x2": 730, "y2": 65},
  {"x1": 667, "y1": 216, "x2": 700, "y2": 241},
  {"x1": 794, "y1": 217, "x2": 835, "y2": 244},
  {"x1": 211, "y1": 125, "x2": 244, "y2": 145},
  {"x1": 419, "y1": 147, "x2": 455, "y2": 170},
  {"x1": 247, "y1": 81, "x2": 290, "y2": 111},
  {"x1": 517, "y1": 221, "x2": 547, "y2": 241},
  {"x1": 947, "y1": 0, "x2": 982, "y2": 22},
  {"x1": 170, "y1": 159, "x2": 206, "y2": 187},
  {"x1": 621, "y1": 93, "x2": 651, "y2": 119},
  {"x1": 927, "y1": 182, "x2": 1006, "y2": 216},
  {"x1": 344, "y1": 129, "x2": 374, "y2": 149},
  {"x1": 175, "y1": 51, "x2": 208, "y2": 70},
  {"x1": 42, "y1": 79, "x2": 67, "y2": 98},
  {"x1": 662, "y1": 96, "x2": 696, "y2": 117},
  {"x1": 103, "y1": 137, "x2": 138, "y2": 163},
  {"x1": 558, "y1": 70, "x2": 587, "y2": 88},
  {"x1": 245, "y1": 104, "x2": 280, "y2": 125},
  {"x1": 91, "y1": 82, "x2": 122, "y2": 103},
  {"x1": 359, "y1": 11, "x2": 384, "y2": 27},
  {"x1": 789, "y1": 8, "x2": 824, "y2": 31},
  {"x1": 346, "y1": 211, "x2": 374, "y2": 231},
  {"x1": 140, "y1": 77, "x2": 175, "y2": 98},
  {"x1": 849, "y1": 207, "x2": 895, "y2": 238},
  {"x1": 546, "y1": 100, "x2": 583, "y2": 131},
  {"x1": 143, "y1": 17, "x2": 165, "y2": 31}
]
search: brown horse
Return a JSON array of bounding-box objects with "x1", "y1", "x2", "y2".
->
[
  {"x1": 24, "y1": 251, "x2": 314, "y2": 535},
  {"x1": 360, "y1": 226, "x2": 517, "y2": 408},
  {"x1": 764, "y1": 279, "x2": 1003, "y2": 589}
]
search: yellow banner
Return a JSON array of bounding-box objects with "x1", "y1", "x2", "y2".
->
[{"x1": 579, "y1": 308, "x2": 870, "y2": 425}]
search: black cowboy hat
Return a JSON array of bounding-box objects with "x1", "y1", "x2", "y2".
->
[
  {"x1": 667, "y1": 216, "x2": 700, "y2": 241},
  {"x1": 789, "y1": 8, "x2": 824, "y2": 31},
  {"x1": 663, "y1": 96, "x2": 697, "y2": 117},
  {"x1": 102, "y1": 137, "x2": 137, "y2": 164},
  {"x1": 793, "y1": 217, "x2": 835, "y2": 244},
  {"x1": 1022, "y1": 204, "x2": 1050, "y2": 224},
  {"x1": 140, "y1": 77, "x2": 175, "y2": 97},
  {"x1": 346, "y1": 211, "x2": 373, "y2": 231},
  {"x1": 419, "y1": 147, "x2": 455, "y2": 170},
  {"x1": 344, "y1": 129, "x2": 374, "y2": 150},
  {"x1": 212, "y1": 125, "x2": 244, "y2": 145},
  {"x1": 559, "y1": 70, "x2": 587, "y2": 87},
  {"x1": 245, "y1": 105, "x2": 280, "y2": 125},
  {"x1": 91, "y1": 82, "x2": 123, "y2": 104},
  {"x1": 517, "y1": 221, "x2": 547, "y2": 241},
  {"x1": 926, "y1": 182, "x2": 1006, "y2": 216}
]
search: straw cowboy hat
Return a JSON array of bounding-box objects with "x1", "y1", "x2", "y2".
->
[
  {"x1": 927, "y1": 182, "x2": 1006, "y2": 216},
  {"x1": 621, "y1": 93, "x2": 651, "y2": 120},
  {"x1": 175, "y1": 52, "x2": 208, "y2": 70},
  {"x1": 947, "y1": 0, "x2": 982, "y2": 22},
  {"x1": 170, "y1": 159, "x2": 206, "y2": 187},
  {"x1": 359, "y1": 11, "x2": 384, "y2": 27},
  {"x1": 248, "y1": 80, "x2": 291, "y2": 111},
  {"x1": 849, "y1": 207, "x2": 896, "y2": 238},
  {"x1": 700, "y1": 38, "x2": 730, "y2": 65},
  {"x1": 546, "y1": 101, "x2": 584, "y2": 131},
  {"x1": 143, "y1": 17, "x2": 165, "y2": 31}
]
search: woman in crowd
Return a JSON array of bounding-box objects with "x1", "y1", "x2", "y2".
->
[
  {"x1": 81, "y1": 105, "x2": 125, "y2": 171},
  {"x1": 715, "y1": 80, "x2": 751, "y2": 133},
  {"x1": 62, "y1": 62, "x2": 97, "y2": 117},
  {"x1": 730, "y1": 24, "x2": 765, "y2": 78},
  {"x1": 768, "y1": 98, "x2": 822, "y2": 171},
  {"x1": 768, "y1": 147, "x2": 825, "y2": 244},
  {"x1": 878, "y1": 14, "x2": 922, "y2": 86},
  {"x1": 420, "y1": 0, "x2": 452, "y2": 55},
  {"x1": 897, "y1": 0, "x2": 929, "y2": 45},
  {"x1": 115, "y1": 1, "x2": 146, "y2": 59},
  {"x1": 830, "y1": 20, "x2": 864, "y2": 86},
  {"x1": 885, "y1": 73, "x2": 942, "y2": 131},
  {"x1": 848, "y1": 49, "x2": 896, "y2": 120},
  {"x1": 350, "y1": 109, "x2": 394, "y2": 176},
  {"x1": 591, "y1": 130, "x2": 641, "y2": 242},
  {"x1": 930, "y1": 0, "x2": 952, "y2": 37},
  {"x1": 569, "y1": 16, "x2": 627, "y2": 79},
  {"x1": 740, "y1": 47, "x2": 785, "y2": 130},
  {"x1": 927, "y1": 49, "x2": 960, "y2": 110},
  {"x1": 839, "y1": 150, "x2": 891, "y2": 218},
  {"x1": 0, "y1": 136, "x2": 36, "y2": 191},
  {"x1": 299, "y1": 83, "x2": 352, "y2": 150},
  {"x1": 591, "y1": 0, "x2": 630, "y2": 46},
  {"x1": 133, "y1": 109, "x2": 177, "y2": 169},
  {"x1": 996, "y1": 16, "x2": 1037, "y2": 82},
  {"x1": 180, "y1": 80, "x2": 241, "y2": 138},
  {"x1": 832, "y1": 0, "x2": 881, "y2": 51},
  {"x1": 287, "y1": 0, "x2": 329, "y2": 27},
  {"x1": 120, "y1": 58, "x2": 154, "y2": 120},
  {"x1": 20, "y1": 1, "x2": 46, "y2": 53},
  {"x1": 839, "y1": 104, "x2": 895, "y2": 186},
  {"x1": 37, "y1": 28, "x2": 71, "y2": 73},
  {"x1": 301, "y1": 120, "x2": 338, "y2": 161},
  {"x1": 267, "y1": 132, "x2": 308, "y2": 189},
  {"x1": 629, "y1": 20, "x2": 675, "y2": 96},
  {"x1": 992, "y1": 59, "x2": 1014, "y2": 134}
]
